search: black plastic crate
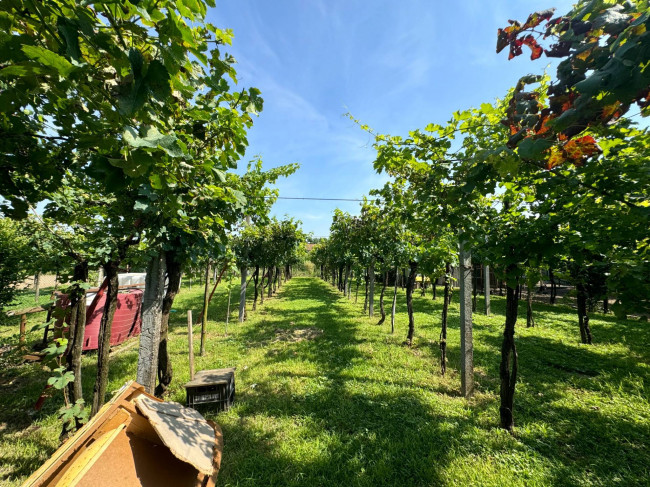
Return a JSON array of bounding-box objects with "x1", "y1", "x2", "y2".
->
[{"x1": 184, "y1": 367, "x2": 235, "y2": 411}]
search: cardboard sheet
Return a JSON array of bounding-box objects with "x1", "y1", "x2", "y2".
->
[{"x1": 134, "y1": 396, "x2": 215, "y2": 476}]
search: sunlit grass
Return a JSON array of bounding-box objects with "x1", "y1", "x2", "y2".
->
[{"x1": 1, "y1": 277, "x2": 648, "y2": 486}]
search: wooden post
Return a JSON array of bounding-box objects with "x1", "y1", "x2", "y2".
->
[
  {"x1": 368, "y1": 260, "x2": 375, "y2": 317},
  {"x1": 390, "y1": 265, "x2": 398, "y2": 334},
  {"x1": 484, "y1": 264, "x2": 491, "y2": 316},
  {"x1": 459, "y1": 239, "x2": 474, "y2": 398},
  {"x1": 225, "y1": 274, "x2": 232, "y2": 336},
  {"x1": 19, "y1": 313, "x2": 27, "y2": 345},
  {"x1": 34, "y1": 273, "x2": 40, "y2": 303},
  {"x1": 42, "y1": 307, "x2": 52, "y2": 346},
  {"x1": 200, "y1": 261, "x2": 210, "y2": 356},
  {"x1": 238, "y1": 266, "x2": 247, "y2": 323},
  {"x1": 187, "y1": 310, "x2": 195, "y2": 381}
]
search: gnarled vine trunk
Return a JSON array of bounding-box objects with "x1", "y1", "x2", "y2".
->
[
  {"x1": 377, "y1": 271, "x2": 387, "y2": 325},
  {"x1": 156, "y1": 255, "x2": 182, "y2": 397},
  {"x1": 499, "y1": 280, "x2": 519, "y2": 431},
  {"x1": 92, "y1": 260, "x2": 120, "y2": 416},
  {"x1": 405, "y1": 261, "x2": 418, "y2": 346},
  {"x1": 576, "y1": 283, "x2": 593, "y2": 344},
  {"x1": 549, "y1": 268, "x2": 557, "y2": 304},
  {"x1": 136, "y1": 250, "x2": 167, "y2": 395},
  {"x1": 253, "y1": 266, "x2": 260, "y2": 310},
  {"x1": 65, "y1": 261, "x2": 88, "y2": 411}
]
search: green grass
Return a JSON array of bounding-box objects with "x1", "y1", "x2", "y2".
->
[
  {"x1": 3, "y1": 288, "x2": 57, "y2": 314},
  {"x1": 1, "y1": 277, "x2": 649, "y2": 486}
]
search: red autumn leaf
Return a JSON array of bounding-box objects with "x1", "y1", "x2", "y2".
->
[
  {"x1": 534, "y1": 111, "x2": 554, "y2": 136},
  {"x1": 563, "y1": 136, "x2": 601, "y2": 161},
  {"x1": 496, "y1": 28, "x2": 510, "y2": 53},
  {"x1": 549, "y1": 92, "x2": 577, "y2": 114},
  {"x1": 509, "y1": 39, "x2": 523, "y2": 59},
  {"x1": 522, "y1": 35, "x2": 544, "y2": 60},
  {"x1": 497, "y1": 21, "x2": 524, "y2": 55},
  {"x1": 547, "y1": 17, "x2": 562, "y2": 25},
  {"x1": 572, "y1": 136, "x2": 601, "y2": 157},
  {"x1": 523, "y1": 9, "x2": 556, "y2": 29},
  {"x1": 563, "y1": 139, "x2": 583, "y2": 160}
]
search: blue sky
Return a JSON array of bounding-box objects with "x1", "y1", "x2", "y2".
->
[{"x1": 209, "y1": 0, "x2": 575, "y2": 237}]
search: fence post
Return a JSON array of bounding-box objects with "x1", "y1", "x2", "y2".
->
[
  {"x1": 459, "y1": 239, "x2": 474, "y2": 398},
  {"x1": 484, "y1": 265, "x2": 491, "y2": 316},
  {"x1": 187, "y1": 310, "x2": 194, "y2": 380}
]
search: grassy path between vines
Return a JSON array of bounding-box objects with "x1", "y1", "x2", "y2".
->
[{"x1": 1, "y1": 276, "x2": 649, "y2": 486}]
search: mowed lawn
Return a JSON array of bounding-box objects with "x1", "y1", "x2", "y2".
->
[{"x1": 1, "y1": 277, "x2": 649, "y2": 486}]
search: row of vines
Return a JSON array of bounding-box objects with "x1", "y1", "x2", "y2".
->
[
  {"x1": 312, "y1": 1, "x2": 650, "y2": 431},
  {"x1": 0, "y1": 0, "x2": 304, "y2": 434}
]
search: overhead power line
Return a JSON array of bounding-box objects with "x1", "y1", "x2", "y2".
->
[{"x1": 267, "y1": 196, "x2": 365, "y2": 202}]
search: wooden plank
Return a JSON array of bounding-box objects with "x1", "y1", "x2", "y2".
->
[
  {"x1": 187, "y1": 310, "x2": 194, "y2": 381},
  {"x1": 22, "y1": 383, "x2": 142, "y2": 486},
  {"x1": 202, "y1": 421, "x2": 223, "y2": 487},
  {"x1": 6, "y1": 303, "x2": 52, "y2": 317},
  {"x1": 19, "y1": 314, "x2": 27, "y2": 344},
  {"x1": 84, "y1": 284, "x2": 145, "y2": 293},
  {"x1": 53, "y1": 424, "x2": 125, "y2": 487}
]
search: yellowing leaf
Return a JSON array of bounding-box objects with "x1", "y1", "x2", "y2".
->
[{"x1": 546, "y1": 146, "x2": 565, "y2": 169}]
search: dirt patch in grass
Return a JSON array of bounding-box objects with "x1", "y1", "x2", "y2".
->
[{"x1": 272, "y1": 327, "x2": 323, "y2": 343}]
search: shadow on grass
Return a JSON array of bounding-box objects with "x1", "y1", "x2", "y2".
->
[
  {"x1": 214, "y1": 278, "x2": 483, "y2": 486},
  {"x1": 211, "y1": 278, "x2": 650, "y2": 486},
  {"x1": 1, "y1": 277, "x2": 649, "y2": 486}
]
